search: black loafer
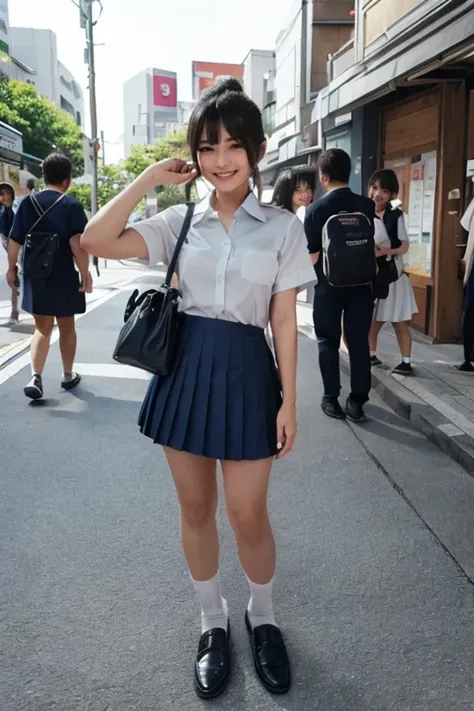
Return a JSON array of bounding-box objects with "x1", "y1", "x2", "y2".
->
[
  {"x1": 245, "y1": 611, "x2": 290, "y2": 694},
  {"x1": 61, "y1": 372, "x2": 81, "y2": 391},
  {"x1": 194, "y1": 623, "x2": 231, "y2": 699},
  {"x1": 345, "y1": 397, "x2": 367, "y2": 423},
  {"x1": 321, "y1": 399, "x2": 345, "y2": 419}
]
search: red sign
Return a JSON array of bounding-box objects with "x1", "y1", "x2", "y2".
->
[
  {"x1": 192, "y1": 61, "x2": 244, "y2": 98},
  {"x1": 153, "y1": 75, "x2": 177, "y2": 108}
]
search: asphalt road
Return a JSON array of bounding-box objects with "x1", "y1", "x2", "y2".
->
[{"x1": 2, "y1": 278, "x2": 474, "y2": 711}]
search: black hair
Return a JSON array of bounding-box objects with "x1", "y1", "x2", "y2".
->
[
  {"x1": 0, "y1": 182, "x2": 15, "y2": 201},
  {"x1": 272, "y1": 170, "x2": 315, "y2": 213},
  {"x1": 26, "y1": 178, "x2": 36, "y2": 191},
  {"x1": 187, "y1": 78, "x2": 265, "y2": 194},
  {"x1": 42, "y1": 153, "x2": 72, "y2": 186},
  {"x1": 318, "y1": 148, "x2": 351, "y2": 184},
  {"x1": 368, "y1": 169, "x2": 399, "y2": 196}
]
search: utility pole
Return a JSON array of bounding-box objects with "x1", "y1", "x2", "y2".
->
[{"x1": 80, "y1": 0, "x2": 101, "y2": 272}]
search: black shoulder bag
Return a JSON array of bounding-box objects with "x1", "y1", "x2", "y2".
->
[
  {"x1": 21, "y1": 194, "x2": 66, "y2": 280},
  {"x1": 113, "y1": 202, "x2": 195, "y2": 376},
  {"x1": 373, "y1": 210, "x2": 401, "y2": 298}
]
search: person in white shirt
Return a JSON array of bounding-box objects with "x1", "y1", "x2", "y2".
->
[
  {"x1": 368, "y1": 170, "x2": 418, "y2": 375},
  {"x1": 271, "y1": 168, "x2": 315, "y2": 221},
  {"x1": 81, "y1": 79, "x2": 315, "y2": 700}
]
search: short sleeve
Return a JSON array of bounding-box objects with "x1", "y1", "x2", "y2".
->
[
  {"x1": 131, "y1": 209, "x2": 177, "y2": 267},
  {"x1": 9, "y1": 201, "x2": 27, "y2": 245},
  {"x1": 273, "y1": 216, "x2": 317, "y2": 295},
  {"x1": 304, "y1": 203, "x2": 323, "y2": 254},
  {"x1": 69, "y1": 200, "x2": 88, "y2": 236},
  {"x1": 397, "y1": 213, "x2": 408, "y2": 242}
]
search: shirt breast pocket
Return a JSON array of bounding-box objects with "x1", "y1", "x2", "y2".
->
[{"x1": 241, "y1": 250, "x2": 278, "y2": 287}]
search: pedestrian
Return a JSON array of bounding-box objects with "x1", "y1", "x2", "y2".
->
[
  {"x1": 0, "y1": 182, "x2": 20, "y2": 326},
  {"x1": 304, "y1": 148, "x2": 375, "y2": 422},
  {"x1": 272, "y1": 168, "x2": 315, "y2": 221},
  {"x1": 368, "y1": 169, "x2": 418, "y2": 374},
  {"x1": 81, "y1": 78, "x2": 315, "y2": 699},
  {"x1": 6, "y1": 153, "x2": 92, "y2": 400},
  {"x1": 457, "y1": 198, "x2": 474, "y2": 371}
]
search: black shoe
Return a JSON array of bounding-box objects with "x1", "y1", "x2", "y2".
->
[
  {"x1": 61, "y1": 372, "x2": 81, "y2": 391},
  {"x1": 370, "y1": 355, "x2": 383, "y2": 367},
  {"x1": 245, "y1": 611, "x2": 290, "y2": 695},
  {"x1": 392, "y1": 361, "x2": 413, "y2": 375},
  {"x1": 24, "y1": 374, "x2": 43, "y2": 400},
  {"x1": 345, "y1": 397, "x2": 367, "y2": 423},
  {"x1": 456, "y1": 361, "x2": 474, "y2": 373},
  {"x1": 321, "y1": 399, "x2": 345, "y2": 419},
  {"x1": 194, "y1": 623, "x2": 231, "y2": 699}
]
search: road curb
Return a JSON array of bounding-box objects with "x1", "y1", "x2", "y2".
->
[{"x1": 340, "y1": 351, "x2": 474, "y2": 477}]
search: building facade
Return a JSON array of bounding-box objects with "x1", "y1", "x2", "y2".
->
[
  {"x1": 260, "y1": 0, "x2": 354, "y2": 186},
  {"x1": 9, "y1": 27, "x2": 84, "y2": 128},
  {"x1": 243, "y1": 49, "x2": 275, "y2": 110},
  {"x1": 312, "y1": 0, "x2": 474, "y2": 342},
  {"x1": 123, "y1": 68, "x2": 179, "y2": 156}
]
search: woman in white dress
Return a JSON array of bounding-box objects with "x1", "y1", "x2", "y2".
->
[{"x1": 368, "y1": 169, "x2": 418, "y2": 375}]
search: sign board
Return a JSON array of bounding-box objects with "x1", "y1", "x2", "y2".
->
[
  {"x1": 153, "y1": 74, "x2": 177, "y2": 108},
  {"x1": 192, "y1": 61, "x2": 244, "y2": 99},
  {"x1": 0, "y1": 123, "x2": 23, "y2": 154}
]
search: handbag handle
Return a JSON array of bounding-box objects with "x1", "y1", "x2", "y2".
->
[{"x1": 164, "y1": 202, "x2": 195, "y2": 287}]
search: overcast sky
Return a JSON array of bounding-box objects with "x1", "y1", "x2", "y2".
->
[{"x1": 10, "y1": 0, "x2": 288, "y2": 162}]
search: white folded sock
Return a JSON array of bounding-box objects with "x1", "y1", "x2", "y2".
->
[
  {"x1": 246, "y1": 575, "x2": 276, "y2": 629},
  {"x1": 191, "y1": 571, "x2": 228, "y2": 634}
]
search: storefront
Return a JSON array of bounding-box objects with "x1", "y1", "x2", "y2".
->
[{"x1": 382, "y1": 90, "x2": 439, "y2": 334}]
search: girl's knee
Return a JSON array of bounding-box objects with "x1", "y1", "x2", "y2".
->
[{"x1": 180, "y1": 497, "x2": 216, "y2": 530}]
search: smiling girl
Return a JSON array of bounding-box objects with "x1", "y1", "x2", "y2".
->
[
  {"x1": 81, "y1": 79, "x2": 315, "y2": 699},
  {"x1": 368, "y1": 169, "x2": 418, "y2": 375}
]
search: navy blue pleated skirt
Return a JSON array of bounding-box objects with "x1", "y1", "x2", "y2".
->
[{"x1": 138, "y1": 314, "x2": 282, "y2": 461}]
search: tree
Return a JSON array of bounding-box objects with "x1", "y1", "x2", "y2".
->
[
  {"x1": 0, "y1": 79, "x2": 84, "y2": 176},
  {"x1": 68, "y1": 163, "x2": 129, "y2": 213},
  {"x1": 123, "y1": 127, "x2": 190, "y2": 179}
]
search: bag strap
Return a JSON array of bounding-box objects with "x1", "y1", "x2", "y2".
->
[
  {"x1": 27, "y1": 193, "x2": 66, "y2": 234},
  {"x1": 164, "y1": 202, "x2": 195, "y2": 286}
]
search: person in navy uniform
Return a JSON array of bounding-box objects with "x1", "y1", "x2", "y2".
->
[
  {"x1": 81, "y1": 79, "x2": 316, "y2": 699},
  {"x1": 7, "y1": 154, "x2": 92, "y2": 400},
  {"x1": 304, "y1": 149, "x2": 375, "y2": 423},
  {"x1": 0, "y1": 182, "x2": 19, "y2": 325}
]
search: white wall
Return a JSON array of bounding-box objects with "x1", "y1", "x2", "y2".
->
[
  {"x1": 123, "y1": 70, "x2": 149, "y2": 157},
  {"x1": 10, "y1": 28, "x2": 58, "y2": 104},
  {"x1": 274, "y1": 0, "x2": 302, "y2": 132},
  {"x1": 243, "y1": 49, "x2": 275, "y2": 110},
  {"x1": 58, "y1": 60, "x2": 84, "y2": 127}
]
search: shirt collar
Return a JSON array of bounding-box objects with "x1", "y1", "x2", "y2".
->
[{"x1": 192, "y1": 190, "x2": 266, "y2": 225}]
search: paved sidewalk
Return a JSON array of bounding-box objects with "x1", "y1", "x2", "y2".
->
[
  {"x1": 297, "y1": 301, "x2": 474, "y2": 476},
  {"x1": 0, "y1": 258, "x2": 162, "y2": 367}
]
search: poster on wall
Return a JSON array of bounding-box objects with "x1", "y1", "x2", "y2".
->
[{"x1": 404, "y1": 152, "x2": 437, "y2": 276}]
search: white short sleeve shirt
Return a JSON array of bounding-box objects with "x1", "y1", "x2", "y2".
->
[{"x1": 132, "y1": 192, "x2": 316, "y2": 329}]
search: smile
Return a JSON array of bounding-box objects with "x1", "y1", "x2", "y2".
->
[{"x1": 214, "y1": 171, "x2": 237, "y2": 180}]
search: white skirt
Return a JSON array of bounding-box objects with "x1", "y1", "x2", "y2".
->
[{"x1": 374, "y1": 273, "x2": 418, "y2": 323}]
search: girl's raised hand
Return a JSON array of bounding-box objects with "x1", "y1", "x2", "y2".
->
[{"x1": 144, "y1": 158, "x2": 197, "y2": 188}]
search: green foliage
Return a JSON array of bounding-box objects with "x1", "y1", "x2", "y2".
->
[
  {"x1": 0, "y1": 79, "x2": 84, "y2": 176},
  {"x1": 123, "y1": 127, "x2": 190, "y2": 178},
  {"x1": 68, "y1": 163, "x2": 130, "y2": 212}
]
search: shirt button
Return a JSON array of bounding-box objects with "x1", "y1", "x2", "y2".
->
[
  {"x1": 224, "y1": 240, "x2": 230, "y2": 247},
  {"x1": 217, "y1": 275, "x2": 223, "y2": 283}
]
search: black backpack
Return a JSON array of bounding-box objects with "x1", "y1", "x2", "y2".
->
[
  {"x1": 322, "y1": 211, "x2": 376, "y2": 287},
  {"x1": 373, "y1": 208, "x2": 403, "y2": 299}
]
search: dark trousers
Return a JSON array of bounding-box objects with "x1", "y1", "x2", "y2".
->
[
  {"x1": 462, "y1": 269, "x2": 474, "y2": 362},
  {"x1": 313, "y1": 285, "x2": 373, "y2": 405}
]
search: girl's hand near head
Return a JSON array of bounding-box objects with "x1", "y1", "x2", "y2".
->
[{"x1": 144, "y1": 159, "x2": 197, "y2": 189}]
